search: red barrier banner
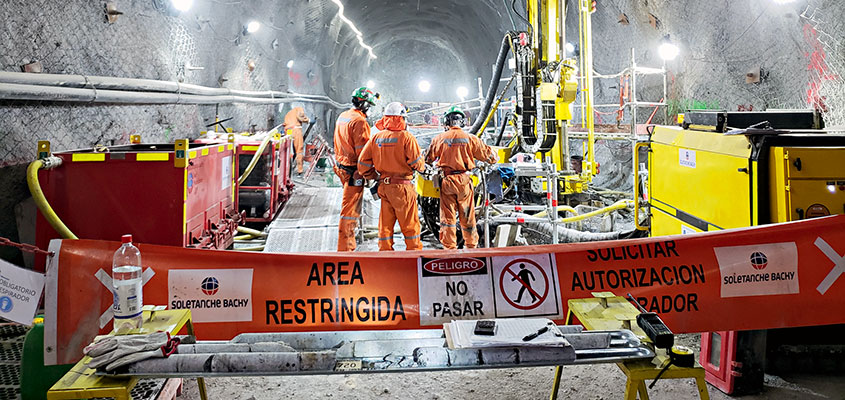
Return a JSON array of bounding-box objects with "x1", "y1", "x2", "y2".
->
[{"x1": 44, "y1": 216, "x2": 845, "y2": 365}]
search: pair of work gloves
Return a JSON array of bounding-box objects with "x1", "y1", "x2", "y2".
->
[{"x1": 83, "y1": 331, "x2": 182, "y2": 372}]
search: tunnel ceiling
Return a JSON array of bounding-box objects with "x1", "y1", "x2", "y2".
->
[{"x1": 322, "y1": 0, "x2": 515, "y2": 102}]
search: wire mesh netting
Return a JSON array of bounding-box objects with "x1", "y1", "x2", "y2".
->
[{"x1": 801, "y1": 1, "x2": 845, "y2": 128}]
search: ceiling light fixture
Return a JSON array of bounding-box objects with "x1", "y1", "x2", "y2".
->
[
  {"x1": 330, "y1": 0, "x2": 377, "y2": 59},
  {"x1": 171, "y1": 0, "x2": 193, "y2": 12},
  {"x1": 418, "y1": 80, "x2": 431, "y2": 93},
  {"x1": 658, "y1": 37, "x2": 680, "y2": 61},
  {"x1": 456, "y1": 86, "x2": 469, "y2": 99}
]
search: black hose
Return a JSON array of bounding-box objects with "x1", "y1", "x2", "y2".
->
[
  {"x1": 495, "y1": 113, "x2": 511, "y2": 146},
  {"x1": 511, "y1": 0, "x2": 532, "y2": 35},
  {"x1": 470, "y1": 33, "x2": 514, "y2": 136}
]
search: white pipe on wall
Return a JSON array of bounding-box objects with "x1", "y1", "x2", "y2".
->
[{"x1": 0, "y1": 71, "x2": 350, "y2": 108}]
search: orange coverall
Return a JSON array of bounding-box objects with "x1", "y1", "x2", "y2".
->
[
  {"x1": 333, "y1": 108, "x2": 371, "y2": 251},
  {"x1": 358, "y1": 116, "x2": 425, "y2": 251},
  {"x1": 284, "y1": 107, "x2": 310, "y2": 174},
  {"x1": 426, "y1": 127, "x2": 496, "y2": 249}
]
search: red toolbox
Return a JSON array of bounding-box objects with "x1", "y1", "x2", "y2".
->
[{"x1": 35, "y1": 139, "x2": 238, "y2": 268}]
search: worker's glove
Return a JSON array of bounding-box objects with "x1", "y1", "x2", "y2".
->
[
  {"x1": 103, "y1": 336, "x2": 181, "y2": 372},
  {"x1": 84, "y1": 332, "x2": 180, "y2": 372}
]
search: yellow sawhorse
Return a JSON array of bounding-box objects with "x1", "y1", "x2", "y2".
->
[
  {"x1": 47, "y1": 309, "x2": 209, "y2": 400},
  {"x1": 549, "y1": 292, "x2": 709, "y2": 400}
]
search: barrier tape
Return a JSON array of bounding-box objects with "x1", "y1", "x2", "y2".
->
[{"x1": 44, "y1": 215, "x2": 845, "y2": 365}]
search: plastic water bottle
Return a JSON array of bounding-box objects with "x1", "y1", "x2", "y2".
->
[{"x1": 112, "y1": 234, "x2": 143, "y2": 332}]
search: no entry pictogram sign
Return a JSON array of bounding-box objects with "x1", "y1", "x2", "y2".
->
[
  {"x1": 499, "y1": 258, "x2": 549, "y2": 310},
  {"x1": 490, "y1": 253, "x2": 563, "y2": 318}
]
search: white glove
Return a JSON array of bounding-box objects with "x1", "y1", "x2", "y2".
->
[{"x1": 85, "y1": 332, "x2": 170, "y2": 370}]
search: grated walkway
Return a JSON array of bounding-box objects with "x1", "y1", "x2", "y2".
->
[{"x1": 264, "y1": 176, "x2": 415, "y2": 253}]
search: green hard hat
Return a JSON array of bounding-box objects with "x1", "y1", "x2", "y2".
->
[
  {"x1": 351, "y1": 87, "x2": 378, "y2": 106},
  {"x1": 443, "y1": 105, "x2": 466, "y2": 120}
]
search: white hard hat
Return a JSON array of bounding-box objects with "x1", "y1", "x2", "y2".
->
[{"x1": 383, "y1": 102, "x2": 407, "y2": 117}]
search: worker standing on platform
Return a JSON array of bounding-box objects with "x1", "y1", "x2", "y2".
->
[
  {"x1": 358, "y1": 102, "x2": 425, "y2": 251},
  {"x1": 284, "y1": 106, "x2": 311, "y2": 175},
  {"x1": 426, "y1": 106, "x2": 496, "y2": 249},
  {"x1": 333, "y1": 87, "x2": 377, "y2": 251}
]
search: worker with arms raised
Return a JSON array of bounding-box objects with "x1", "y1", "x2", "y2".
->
[
  {"x1": 358, "y1": 102, "x2": 425, "y2": 251},
  {"x1": 333, "y1": 87, "x2": 377, "y2": 251},
  {"x1": 284, "y1": 106, "x2": 311, "y2": 175},
  {"x1": 426, "y1": 106, "x2": 497, "y2": 249}
]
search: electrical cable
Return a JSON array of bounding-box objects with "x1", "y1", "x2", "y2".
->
[
  {"x1": 511, "y1": 0, "x2": 533, "y2": 35},
  {"x1": 502, "y1": 0, "x2": 517, "y2": 30}
]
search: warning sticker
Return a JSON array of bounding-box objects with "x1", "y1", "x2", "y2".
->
[
  {"x1": 714, "y1": 242, "x2": 799, "y2": 298},
  {"x1": 679, "y1": 148, "x2": 696, "y2": 168},
  {"x1": 417, "y1": 257, "x2": 494, "y2": 325},
  {"x1": 491, "y1": 254, "x2": 562, "y2": 318},
  {"x1": 169, "y1": 269, "x2": 253, "y2": 323}
]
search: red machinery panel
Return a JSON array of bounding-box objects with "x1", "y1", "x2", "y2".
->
[
  {"x1": 235, "y1": 137, "x2": 294, "y2": 223},
  {"x1": 195, "y1": 135, "x2": 294, "y2": 223},
  {"x1": 35, "y1": 141, "x2": 238, "y2": 269}
]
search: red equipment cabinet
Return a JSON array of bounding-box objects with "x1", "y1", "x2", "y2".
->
[
  {"x1": 35, "y1": 140, "x2": 239, "y2": 270},
  {"x1": 235, "y1": 136, "x2": 294, "y2": 223},
  {"x1": 195, "y1": 133, "x2": 294, "y2": 223}
]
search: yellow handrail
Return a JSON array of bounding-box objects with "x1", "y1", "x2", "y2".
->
[{"x1": 633, "y1": 142, "x2": 649, "y2": 231}]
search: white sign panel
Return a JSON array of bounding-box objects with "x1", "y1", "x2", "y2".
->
[
  {"x1": 0, "y1": 259, "x2": 45, "y2": 326},
  {"x1": 168, "y1": 269, "x2": 253, "y2": 322},
  {"x1": 490, "y1": 253, "x2": 563, "y2": 319},
  {"x1": 222, "y1": 155, "x2": 232, "y2": 190},
  {"x1": 715, "y1": 242, "x2": 799, "y2": 298},
  {"x1": 679, "y1": 148, "x2": 696, "y2": 168},
  {"x1": 417, "y1": 257, "x2": 494, "y2": 325}
]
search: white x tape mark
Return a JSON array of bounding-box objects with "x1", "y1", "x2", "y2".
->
[
  {"x1": 96, "y1": 268, "x2": 156, "y2": 329},
  {"x1": 815, "y1": 237, "x2": 844, "y2": 295}
]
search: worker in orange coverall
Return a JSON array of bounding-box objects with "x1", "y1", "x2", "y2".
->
[
  {"x1": 426, "y1": 106, "x2": 496, "y2": 249},
  {"x1": 333, "y1": 87, "x2": 377, "y2": 251},
  {"x1": 358, "y1": 102, "x2": 425, "y2": 251},
  {"x1": 284, "y1": 106, "x2": 311, "y2": 174}
]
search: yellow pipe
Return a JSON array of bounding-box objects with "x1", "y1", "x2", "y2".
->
[
  {"x1": 235, "y1": 245, "x2": 264, "y2": 251},
  {"x1": 533, "y1": 205, "x2": 579, "y2": 218},
  {"x1": 555, "y1": 199, "x2": 632, "y2": 223},
  {"x1": 236, "y1": 226, "x2": 267, "y2": 237},
  {"x1": 27, "y1": 159, "x2": 78, "y2": 240},
  {"x1": 237, "y1": 134, "x2": 273, "y2": 186}
]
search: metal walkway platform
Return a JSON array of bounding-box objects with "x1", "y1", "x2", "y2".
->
[
  {"x1": 264, "y1": 185, "x2": 390, "y2": 253},
  {"x1": 264, "y1": 186, "x2": 343, "y2": 253}
]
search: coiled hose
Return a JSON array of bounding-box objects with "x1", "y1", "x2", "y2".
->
[{"x1": 27, "y1": 158, "x2": 78, "y2": 239}]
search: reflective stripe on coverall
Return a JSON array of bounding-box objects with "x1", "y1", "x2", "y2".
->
[
  {"x1": 426, "y1": 127, "x2": 496, "y2": 249},
  {"x1": 358, "y1": 116, "x2": 425, "y2": 251},
  {"x1": 284, "y1": 107, "x2": 310, "y2": 174},
  {"x1": 333, "y1": 108, "x2": 371, "y2": 251}
]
